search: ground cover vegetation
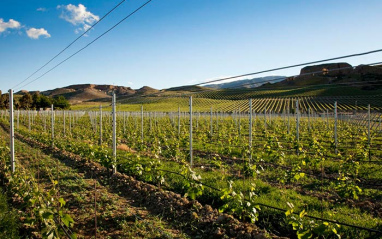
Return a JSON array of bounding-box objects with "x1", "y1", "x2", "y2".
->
[
  {"x1": 0, "y1": 124, "x2": 199, "y2": 238},
  {"x1": 1, "y1": 98, "x2": 381, "y2": 238}
]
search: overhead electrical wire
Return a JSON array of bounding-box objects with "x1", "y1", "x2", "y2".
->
[
  {"x1": 100, "y1": 61, "x2": 382, "y2": 110},
  {"x1": 12, "y1": 0, "x2": 382, "y2": 110},
  {"x1": 12, "y1": 0, "x2": 128, "y2": 90},
  {"x1": 224, "y1": 61, "x2": 382, "y2": 90},
  {"x1": 14, "y1": 0, "x2": 153, "y2": 91},
  {"x1": 196, "y1": 49, "x2": 382, "y2": 86}
]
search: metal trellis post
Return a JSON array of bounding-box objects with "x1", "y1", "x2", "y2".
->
[
  {"x1": 210, "y1": 107, "x2": 213, "y2": 137},
  {"x1": 100, "y1": 106, "x2": 102, "y2": 146},
  {"x1": 141, "y1": 105, "x2": 144, "y2": 142},
  {"x1": 51, "y1": 104, "x2": 54, "y2": 148},
  {"x1": 112, "y1": 93, "x2": 117, "y2": 174},
  {"x1": 249, "y1": 99, "x2": 253, "y2": 162},
  {"x1": 63, "y1": 110, "x2": 66, "y2": 136},
  {"x1": 9, "y1": 90, "x2": 15, "y2": 173},
  {"x1": 296, "y1": 100, "x2": 299, "y2": 154},
  {"x1": 178, "y1": 106, "x2": 181, "y2": 137},
  {"x1": 334, "y1": 102, "x2": 338, "y2": 154},
  {"x1": 368, "y1": 104, "x2": 371, "y2": 160},
  {"x1": 189, "y1": 96, "x2": 193, "y2": 167}
]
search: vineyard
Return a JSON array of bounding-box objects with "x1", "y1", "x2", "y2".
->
[
  {"x1": 1, "y1": 94, "x2": 382, "y2": 238},
  {"x1": 2, "y1": 0, "x2": 382, "y2": 237},
  {"x1": 72, "y1": 91, "x2": 382, "y2": 113}
]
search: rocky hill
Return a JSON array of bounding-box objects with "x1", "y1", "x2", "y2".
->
[
  {"x1": 259, "y1": 63, "x2": 382, "y2": 89},
  {"x1": 13, "y1": 62, "x2": 382, "y2": 104},
  {"x1": 16, "y1": 84, "x2": 159, "y2": 104}
]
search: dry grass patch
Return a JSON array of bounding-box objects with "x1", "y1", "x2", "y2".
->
[{"x1": 117, "y1": 144, "x2": 137, "y2": 153}]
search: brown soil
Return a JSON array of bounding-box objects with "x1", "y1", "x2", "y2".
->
[{"x1": 6, "y1": 124, "x2": 284, "y2": 239}]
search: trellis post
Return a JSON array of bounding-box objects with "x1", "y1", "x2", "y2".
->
[
  {"x1": 112, "y1": 93, "x2": 117, "y2": 174},
  {"x1": 296, "y1": 100, "x2": 299, "y2": 154},
  {"x1": 9, "y1": 90, "x2": 15, "y2": 173},
  {"x1": 334, "y1": 102, "x2": 338, "y2": 154},
  {"x1": 99, "y1": 106, "x2": 102, "y2": 145},
  {"x1": 189, "y1": 96, "x2": 193, "y2": 167},
  {"x1": 249, "y1": 99, "x2": 253, "y2": 162},
  {"x1": 51, "y1": 104, "x2": 54, "y2": 147}
]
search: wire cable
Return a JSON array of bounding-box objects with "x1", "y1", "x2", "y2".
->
[
  {"x1": 108, "y1": 61, "x2": 382, "y2": 108},
  {"x1": 197, "y1": 49, "x2": 382, "y2": 86},
  {"x1": 15, "y1": 0, "x2": 153, "y2": 91},
  {"x1": 204, "y1": 61, "x2": 382, "y2": 90},
  {"x1": 11, "y1": 0, "x2": 128, "y2": 90}
]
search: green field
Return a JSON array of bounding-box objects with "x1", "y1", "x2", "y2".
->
[
  {"x1": 2, "y1": 103, "x2": 381, "y2": 238},
  {"x1": 66, "y1": 83, "x2": 382, "y2": 113}
]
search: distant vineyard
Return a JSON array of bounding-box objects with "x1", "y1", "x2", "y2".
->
[{"x1": 113, "y1": 95, "x2": 382, "y2": 113}]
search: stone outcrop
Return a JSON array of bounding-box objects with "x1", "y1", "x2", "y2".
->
[{"x1": 300, "y1": 62, "x2": 353, "y2": 77}]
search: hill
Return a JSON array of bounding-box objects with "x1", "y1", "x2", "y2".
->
[
  {"x1": 13, "y1": 62, "x2": 382, "y2": 108},
  {"x1": 204, "y1": 76, "x2": 286, "y2": 89},
  {"x1": 16, "y1": 84, "x2": 160, "y2": 104},
  {"x1": 136, "y1": 86, "x2": 159, "y2": 95},
  {"x1": 261, "y1": 63, "x2": 382, "y2": 89}
]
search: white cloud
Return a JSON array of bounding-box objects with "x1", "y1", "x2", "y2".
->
[
  {"x1": 0, "y1": 18, "x2": 21, "y2": 33},
  {"x1": 127, "y1": 81, "x2": 133, "y2": 85},
  {"x1": 26, "y1": 28, "x2": 51, "y2": 39},
  {"x1": 57, "y1": 4, "x2": 99, "y2": 33},
  {"x1": 37, "y1": 7, "x2": 47, "y2": 12}
]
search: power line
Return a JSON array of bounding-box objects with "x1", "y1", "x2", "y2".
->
[
  {"x1": 190, "y1": 61, "x2": 382, "y2": 97},
  {"x1": 12, "y1": 0, "x2": 128, "y2": 90},
  {"x1": 197, "y1": 49, "x2": 382, "y2": 86},
  {"x1": 15, "y1": 0, "x2": 153, "y2": 91},
  {"x1": 193, "y1": 61, "x2": 382, "y2": 98},
  {"x1": 106, "y1": 61, "x2": 382, "y2": 108},
  {"x1": 109, "y1": 61, "x2": 382, "y2": 106},
  {"x1": 224, "y1": 61, "x2": 382, "y2": 90}
]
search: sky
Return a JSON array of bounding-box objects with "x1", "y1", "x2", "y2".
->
[{"x1": 1, "y1": 0, "x2": 382, "y2": 93}]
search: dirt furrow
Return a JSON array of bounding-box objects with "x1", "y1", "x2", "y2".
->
[
  {"x1": 5, "y1": 127, "x2": 189, "y2": 239},
  {"x1": 6, "y1": 124, "x2": 283, "y2": 239}
]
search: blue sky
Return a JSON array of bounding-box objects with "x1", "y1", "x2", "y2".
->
[{"x1": 1, "y1": 0, "x2": 382, "y2": 93}]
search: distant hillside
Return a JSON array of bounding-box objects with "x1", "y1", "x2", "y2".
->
[
  {"x1": 135, "y1": 86, "x2": 159, "y2": 95},
  {"x1": 166, "y1": 85, "x2": 208, "y2": 92},
  {"x1": 204, "y1": 76, "x2": 286, "y2": 89},
  {"x1": 261, "y1": 63, "x2": 382, "y2": 90},
  {"x1": 16, "y1": 84, "x2": 159, "y2": 104},
  {"x1": 13, "y1": 62, "x2": 382, "y2": 106},
  {"x1": 203, "y1": 63, "x2": 382, "y2": 91}
]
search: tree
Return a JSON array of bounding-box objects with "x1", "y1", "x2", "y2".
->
[
  {"x1": 1, "y1": 94, "x2": 9, "y2": 109},
  {"x1": 31, "y1": 92, "x2": 52, "y2": 109},
  {"x1": 39, "y1": 95, "x2": 52, "y2": 109},
  {"x1": 0, "y1": 91, "x2": 4, "y2": 109},
  {"x1": 32, "y1": 92, "x2": 41, "y2": 109},
  {"x1": 19, "y1": 93, "x2": 33, "y2": 109},
  {"x1": 53, "y1": 96, "x2": 70, "y2": 109}
]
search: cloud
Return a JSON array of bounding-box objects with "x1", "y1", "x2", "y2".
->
[
  {"x1": 37, "y1": 7, "x2": 47, "y2": 12},
  {"x1": 0, "y1": 18, "x2": 21, "y2": 33},
  {"x1": 0, "y1": 18, "x2": 51, "y2": 39},
  {"x1": 26, "y1": 28, "x2": 51, "y2": 39},
  {"x1": 57, "y1": 4, "x2": 99, "y2": 33},
  {"x1": 127, "y1": 81, "x2": 133, "y2": 85}
]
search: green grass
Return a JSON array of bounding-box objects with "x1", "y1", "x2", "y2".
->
[
  {"x1": 0, "y1": 190, "x2": 19, "y2": 239},
  {"x1": 69, "y1": 91, "x2": 382, "y2": 113},
  {"x1": 5, "y1": 108, "x2": 382, "y2": 238}
]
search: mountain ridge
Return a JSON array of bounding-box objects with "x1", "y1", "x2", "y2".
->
[{"x1": 12, "y1": 62, "x2": 382, "y2": 104}]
